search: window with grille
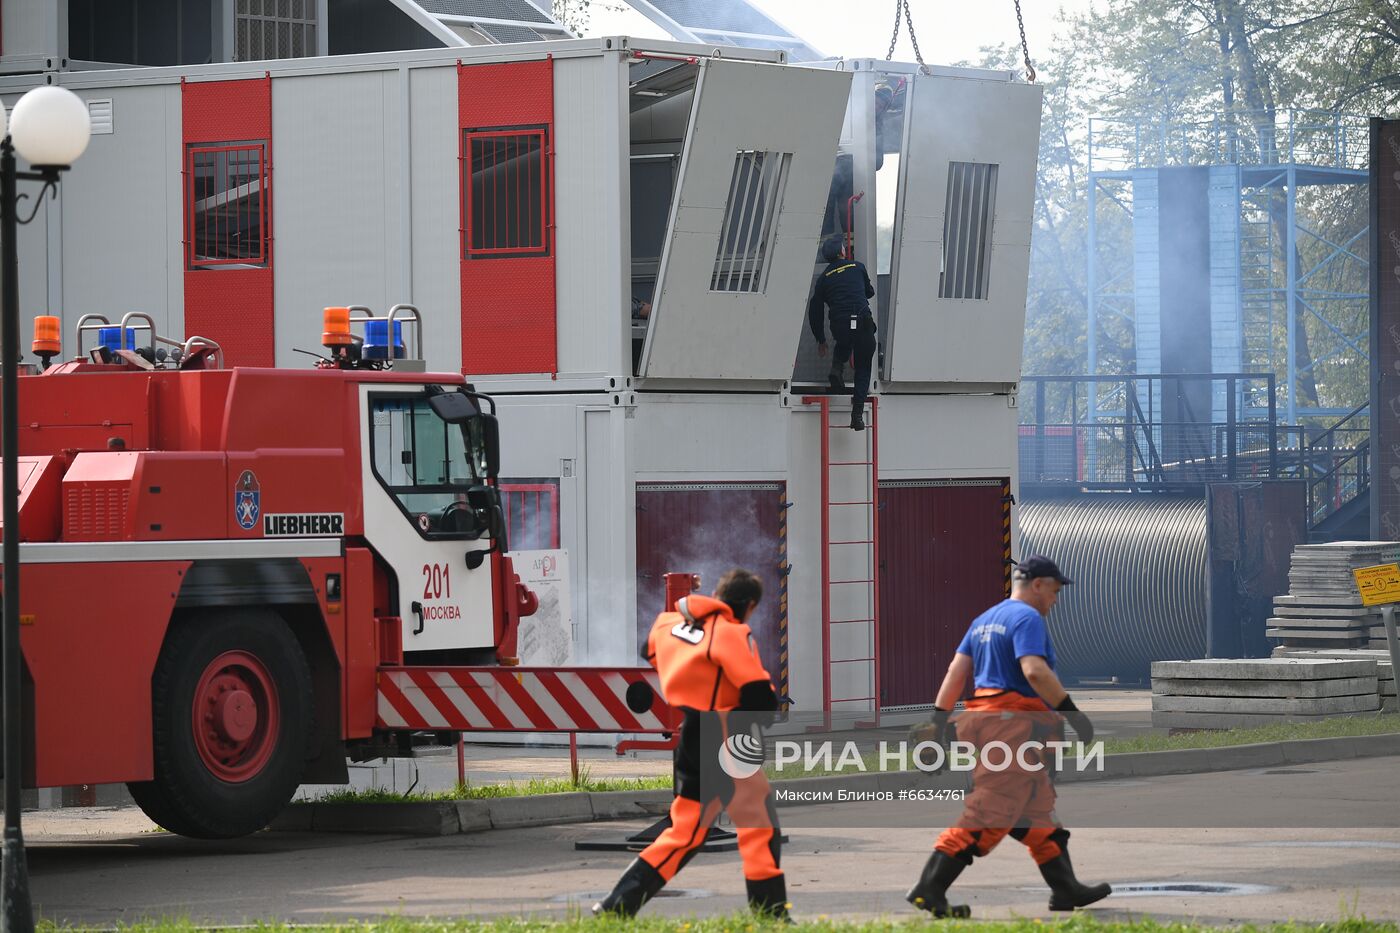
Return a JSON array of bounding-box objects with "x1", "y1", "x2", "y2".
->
[
  {"x1": 711, "y1": 150, "x2": 791, "y2": 293},
  {"x1": 938, "y1": 161, "x2": 999, "y2": 300},
  {"x1": 236, "y1": 0, "x2": 318, "y2": 61},
  {"x1": 186, "y1": 143, "x2": 270, "y2": 269},
  {"x1": 500, "y1": 480, "x2": 560, "y2": 550},
  {"x1": 465, "y1": 128, "x2": 550, "y2": 258}
]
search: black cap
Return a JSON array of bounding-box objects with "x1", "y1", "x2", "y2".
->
[
  {"x1": 1015, "y1": 555, "x2": 1073, "y2": 585},
  {"x1": 820, "y1": 236, "x2": 844, "y2": 263}
]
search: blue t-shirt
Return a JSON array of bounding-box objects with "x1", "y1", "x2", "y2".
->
[{"x1": 955, "y1": 598, "x2": 1056, "y2": 697}]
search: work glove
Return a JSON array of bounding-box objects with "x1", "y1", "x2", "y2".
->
[
  {"x1": 737, "y1": 680, "x2": 781, "y2": 730},
  {"x1": 908, "y1": 706, "x2": 952, "y2": 747},
  {"x1": 1054, "y1": 694, "x2": 1094, "y2": 745}
]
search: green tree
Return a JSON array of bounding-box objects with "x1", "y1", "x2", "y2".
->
[{"x1": 1024, "y1": 0, "x2": 1399, "y2": 417}]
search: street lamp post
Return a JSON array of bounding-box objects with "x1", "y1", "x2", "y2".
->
[{"x1": 0, "y1": 85, "x2": 91, "y2": 933}]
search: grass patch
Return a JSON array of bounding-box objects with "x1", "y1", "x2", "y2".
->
[
  {"x1": 33, "y1": 914, "x2": 1400, "y2": 932},
  {"x1": 305, "y1": 715, "x2": 1400, "y2": 802},
  {"x1": 766, "y1": 713, "x2": 1400, "y2": 779},
  {"x1": 1097, "y1": 712, "x2": 1400, "y2": 755},
  {"x1": 307, "y1": 770, "x2": 671, "y2": 805}
]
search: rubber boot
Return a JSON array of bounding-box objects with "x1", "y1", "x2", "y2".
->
[
  {"x1": 905, "y1": 850, "x2": 972, "y2": 918},
  {"x1": 746, "y1": 874, "x2": 792, "y2": 922},
  {"x1": 850, "y1": 407, "x2": 865, "y2": 431},
  {"x1": 1039, "y1": 848, "x2": 1111, "y2": 911},
  {"x1": 592, "y1": 858, "x2": 666, "y2": 918}
]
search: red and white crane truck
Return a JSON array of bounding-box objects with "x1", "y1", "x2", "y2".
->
[{"x1": 6, "y1": 307, "x2": 670, "y2": 838}]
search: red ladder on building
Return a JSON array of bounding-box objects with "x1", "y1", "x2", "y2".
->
[{"x1": 803, "y1": 394, "x2": 881, "y2": 730}]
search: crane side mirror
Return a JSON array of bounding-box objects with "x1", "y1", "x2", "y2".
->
[
  {"x1": 427, "y1": 390, "x2": 478, "y2": 423},
  {"x1": 476, "y1": 413, "x2": 500, "y2": 479}
]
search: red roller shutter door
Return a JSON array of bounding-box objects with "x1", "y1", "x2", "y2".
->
[{"x1": 878, "y1": 480, "x2": 1008, "y2": 708}]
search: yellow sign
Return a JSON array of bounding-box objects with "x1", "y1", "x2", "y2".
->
[{"x1": 1353, "y1": 563, "x2": 1400, "y2": 606}]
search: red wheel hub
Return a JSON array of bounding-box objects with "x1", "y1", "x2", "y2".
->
[{"x1": 191, "y1": 650, "x2": 280, "y2": 783}]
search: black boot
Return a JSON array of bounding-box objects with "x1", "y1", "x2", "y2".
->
[
  {"x1": 850, "y1": 407, "x2": 865, "y2": 431},
  {"x1": 828, "y1": 370, "x2": 846, "y2": 394},
  {"x1": 592, "y1": 858, "x2": 666, "y2": 918},
  {"x1": 905, "y1": 850, "x2": 972, "y2": 918},
  {"x1": 1039, "y1": 848, "x2": 1111, "y2": 911},
  {"x1": 746, "y1": 874, "x2": 792, "y2": 921}
]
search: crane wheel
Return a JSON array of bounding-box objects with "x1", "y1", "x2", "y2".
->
[{"x1": 127, "y1": 609, "x2": 314, "y2": 838}]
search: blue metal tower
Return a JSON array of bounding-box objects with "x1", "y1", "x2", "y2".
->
[{"x1": 1086, "y1": 110, "x2": 1370, "y2": 425}]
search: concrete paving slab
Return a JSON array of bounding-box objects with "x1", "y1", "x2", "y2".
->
[
  {"x1": 1151, "y1": 693, "x2": 1380, "y2": 715},
  {"x1": 1150, "y1": 676, "x2": 1378, "y2": 699},
  {"x1": 1276, "y1": 599, "x2": 1372, "y2": 613},
  {"x1": 1151, "y1": 659, "x2": 1374, "y2": 679},
  {"x1": 1267, "y1": 616, "x2": 1369, "y2": 629},
  {"x1": 1150, "y1": 709, "x2": 1384, "y2": 729},
  {"x1": 1266, "y1": 628, "x2": 1367, "y2": 641},
  {"x1": 1274, "y1": 595, "x2": 1366, "y2": 607}
]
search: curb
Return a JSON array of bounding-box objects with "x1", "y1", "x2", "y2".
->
[
  {"x1": 271, "y1": 731, "x2": 1400, "y2": 836},
  {"x1": 270, "y1": 788, "x2": 673, "y2": 836}
]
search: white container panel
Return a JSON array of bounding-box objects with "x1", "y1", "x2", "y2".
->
[
  {"x1": 408, "y1": 64, "x2": 463, "y2": 374},
  {"x1": 631, "y1": 395, "x2": 789, "y2": 476},
  {"x1": 554, "y1": 54, "x2": 625, "y2": 378},
  {"x1": 876, "y1": 393, "x2": 1019, "y2": 482},
  {"x1": 887, "y1": 75, "x2": 1042, "y2": 384},
  {"x1": 56, "y1": 85, "x2": 182, "y2": 349},
  {"x1": 272, "y1": 70, "x2": 395, "y2": 364}
]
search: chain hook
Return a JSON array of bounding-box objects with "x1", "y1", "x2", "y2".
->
[
  {"x1": 1014, "y1": 0, "x2": 1036, "y2": 82},
  {"x1": 885, "y1": 0, "x2": 901, "y2": 61},
  {"x1": 887, "y1": 0, "x2": 931, "y2": 75}
]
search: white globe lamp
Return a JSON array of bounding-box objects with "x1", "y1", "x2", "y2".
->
[{"x1": 9, "y1": 86, "x2": 91, "y2": 169}]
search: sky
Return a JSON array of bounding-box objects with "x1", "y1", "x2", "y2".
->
[{"x1": 583, "y1": 1, "x2": 1095, "y2": 69}]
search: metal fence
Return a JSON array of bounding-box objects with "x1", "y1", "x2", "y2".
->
[
  {"x1": 1088, "y1": 109, "x2": 1369, "y2": 173},
  {"x1": 1019, "y1": 374, "x2": 1280, "y2": 486},
  {"x1": 1021, "y1": 375, "x2": 1371, "y2": 530}
]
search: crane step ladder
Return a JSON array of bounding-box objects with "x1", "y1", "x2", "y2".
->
[{"x1": 802, "y1": 394, "x2": 881, "y2": 731}]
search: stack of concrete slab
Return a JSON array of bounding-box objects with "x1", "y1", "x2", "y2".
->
[
  {"x1": 1267, "y1": 542, "x2": 1400, "y2": 648},
  {"x1": 1271, "y1": 648, "x2": 1397, "y2": 713},
  {"x1": 1150, "y1": 658, "x2": 1380, "y2": 729}
]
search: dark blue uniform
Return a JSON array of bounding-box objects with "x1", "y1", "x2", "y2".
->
[{"x1": 807, "y1": 258, "x2": 877, "y2": 416}]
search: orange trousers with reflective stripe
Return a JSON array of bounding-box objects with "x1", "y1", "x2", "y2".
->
[
  {"x1": 934, "y1": 690, "x2": 1067, "y2": 866},
  {"x1": 640, "y1": 771, "x2": 782, "y2": 882}
]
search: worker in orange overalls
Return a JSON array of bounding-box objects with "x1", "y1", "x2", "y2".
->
[
  {"x1": 593, "y1": 568, "x2": 786, "y2": 919},
  {"x1": 906, "y1": 556, "x2": 1112, "y2": 917}
]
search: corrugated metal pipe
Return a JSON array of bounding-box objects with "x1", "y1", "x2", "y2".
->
[{"x1": 1018, "y1": 494, "x2": 1207, "y2": 679}]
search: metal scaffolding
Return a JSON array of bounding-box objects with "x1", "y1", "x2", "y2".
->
[{"x1": 1086, "y1": 109, "x2": 1370, "y2": 424}]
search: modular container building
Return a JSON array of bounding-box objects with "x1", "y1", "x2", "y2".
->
[{"x1": 0, "y1": 6, "x2": 1041, "y2": 719}]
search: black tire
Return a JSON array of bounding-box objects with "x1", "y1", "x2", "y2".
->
[{"x1": 126, "y1": 609, "x2": 313, "y2": 838}]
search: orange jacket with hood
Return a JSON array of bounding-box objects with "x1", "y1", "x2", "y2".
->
[{"x1": 644, "y1": 594, "x2": 775, "y2": 712}]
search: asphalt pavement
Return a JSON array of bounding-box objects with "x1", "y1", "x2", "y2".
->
[{"x1": 24, "y1": 754, "x2": 1400, "y2": 926}]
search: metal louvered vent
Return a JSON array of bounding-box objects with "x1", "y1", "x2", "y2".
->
[
  {"x1": 65, "y1": 485, "x2": 130, "y2": 541},
  {"x1": 647, "y1": 0, "x2": 784, "y2": 35},
  {"x1": 626, "y1": 0, "x2": 823, "y2": 59},
  {"x1": 711, "y1": 150, "x2": 792, "y2": 294},
  {"x1": 88, "y1": 99, "x2": 114, "y2": 135},
  {"x1": 477, "y1": 23, "x2": 546, "y2": 42},
  {"x1": 236, "y1": 0, "x2": 318, "y2": 61},
  {"x1": 415, "y1": 0, "x2": 551, "y2": 22},
  {"x1": 939, "y1": 161, "x2": 998, "y2": 300}
]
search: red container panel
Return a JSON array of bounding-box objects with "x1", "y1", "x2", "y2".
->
[
  {"x1": 635, "y1": 484, "x2": 786, "y2": 689},
  {"x1": 878, "y1": 481, "x2": 1008, "y2": 707}
]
